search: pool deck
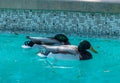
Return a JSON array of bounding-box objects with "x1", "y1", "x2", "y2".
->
[{"x1": 0, "y1": 0, "x2": 120, "y2": 13}]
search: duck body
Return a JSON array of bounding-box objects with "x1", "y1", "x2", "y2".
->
[{"x1": 37, "y1": 52, "x2": 80, "y2": 60}]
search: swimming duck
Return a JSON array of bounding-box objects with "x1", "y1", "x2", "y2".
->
[
  {"x1": 37, "y1": 40, "x2": 98, "y2": 60},
  {"x1": 23, "y1": 34, "x2": 71, "y2": 48}
]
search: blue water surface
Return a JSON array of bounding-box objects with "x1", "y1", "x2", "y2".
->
[{"x1": 0, "y1": 33, "x2": 120, "y2": 83}]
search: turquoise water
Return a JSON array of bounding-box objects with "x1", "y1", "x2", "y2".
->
[{"x1": 0, "y1": 33, "x2": 120, "y2": 83}]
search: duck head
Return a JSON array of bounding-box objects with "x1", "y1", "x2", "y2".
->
[
  {"x1": 54, "y1": 34, "x2": 70, "y2": 45},
  {"x1": 78, "y1": 40, "x2": 98, "y2": 60},
  {"x1": 78, "y1": 40, "x2": 98, "y2": 53}
]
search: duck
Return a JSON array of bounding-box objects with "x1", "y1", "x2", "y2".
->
[
  {"x1": 22, "y1": 34, "x2": 71, "y2": 48},
  {"x1": 37, "y1": 40, "x2": 98, "y2": 60}
]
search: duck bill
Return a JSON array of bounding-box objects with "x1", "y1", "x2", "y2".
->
[{"x1": 90, "y1": 46, "x2": 98, "y2": 54}]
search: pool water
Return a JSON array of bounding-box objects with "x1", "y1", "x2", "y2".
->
[{"x1": 0, "y1": 33, "x2": 120, "y2": 83}]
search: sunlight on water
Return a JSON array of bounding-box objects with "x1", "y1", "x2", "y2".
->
[{"x1": 0, "y1": 33, "x2": 120, "y2": 83}]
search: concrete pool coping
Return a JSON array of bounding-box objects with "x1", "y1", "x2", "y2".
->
[{"x1": 0, "y1": 0, "x2": 120, "y2": 13}]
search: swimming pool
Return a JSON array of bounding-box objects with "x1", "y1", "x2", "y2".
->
[{"x1": 0, "y1": 33, "x2": 120, "y2": 83}]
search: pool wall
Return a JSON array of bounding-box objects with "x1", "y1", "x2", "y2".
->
[{"x1": 0, "y1": 0, "x2": 120, "y2": 38}]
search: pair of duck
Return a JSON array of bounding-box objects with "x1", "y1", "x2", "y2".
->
[{"x1": 22, "y1": 34, "x2": 98, "y2": 60}]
